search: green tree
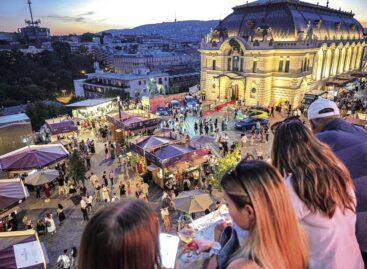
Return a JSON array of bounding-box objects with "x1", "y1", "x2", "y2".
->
[
  {"x1": 212, "y1": 148, "x2": 241, "y2": 189},
  {"x1": 67, "y1": 149, "x2": 87, "y2": 184},
  {"x1": 26, "y1": 102, "x2": 70, "y2": 130}
]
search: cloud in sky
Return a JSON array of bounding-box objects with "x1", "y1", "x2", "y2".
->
[
  {"x1": 0, "y1": 0, "x2": 366, "y2": 34},
  {"x1": 43, "y1": 11, "x2": 95, "y2": 23}
]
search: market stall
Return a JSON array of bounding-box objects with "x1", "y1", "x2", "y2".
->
[
  {"x1": 0, "y1": 230, "x2": 48, "y2": 268},
  {"x1": 0, "y1": 178, "x2": 29, "y2": 218},
  {"x1": 66, "y1": 98, "x2": 117, "y2": 119},
  {"x1": 41, "y1": 117, "x2": 78, "y2": 142},
  {"x1": 106, "y1": 109, "x2": 161, "y2": 142},
  {"x1": 0, "y1": 144, "x2": 69, "y2": 177}
]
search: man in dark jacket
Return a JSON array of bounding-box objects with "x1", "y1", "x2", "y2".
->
[{"x1": 308, "y1": 98, "x2": 367, "y2": 263}]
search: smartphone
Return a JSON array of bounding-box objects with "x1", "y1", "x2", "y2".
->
[{"x1": 159, "y1": 233, "x2": 180, "y2": 269}]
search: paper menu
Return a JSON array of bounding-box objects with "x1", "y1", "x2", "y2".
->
[{"x1": 13, "y1": 241, "x2": 43, "y2": 269}]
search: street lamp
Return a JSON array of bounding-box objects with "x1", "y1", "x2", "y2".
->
[{"x1": 117, "y1": 96, "x2": 122, "y2": 120}]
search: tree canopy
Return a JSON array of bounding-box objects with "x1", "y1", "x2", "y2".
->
[{"x1": 0, "y1": 43, "x2": 94, "y2": 106}]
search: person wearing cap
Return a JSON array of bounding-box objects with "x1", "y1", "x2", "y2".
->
[{"x1": 308, "y1": 98, "x2": 367, "y2": 263}]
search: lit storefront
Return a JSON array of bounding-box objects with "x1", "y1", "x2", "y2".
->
[{"x1": 66, "y1": 98, "x2": 117, "y2": 119}]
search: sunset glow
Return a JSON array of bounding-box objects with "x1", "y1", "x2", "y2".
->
[{"x1": 0, "y1": 0, "x2": 366, "y2": 35}]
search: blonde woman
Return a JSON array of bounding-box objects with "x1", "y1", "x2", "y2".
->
[
  {"x1": 272, "y1": 118, "x2": 364, "y2": 269},
  {"x1": 194, "y1": 160, "x2": 307, "y2": 269}
]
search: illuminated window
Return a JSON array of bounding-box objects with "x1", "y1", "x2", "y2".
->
[
  {"x1": 233, "y1": 56, "x2": 239, "y2": 71},
  {"x1": 303, "y1": 58, "x2": 307, "y2": 72},
  {"x1": 228, "y1": 58, "x2": 232, "y2": 71},
  {"x1": 284, "y1": 57, "x2": 290, "y2": 73},
  {"x1": 250, "y1": 88, "x2": 257, "y2": 98},
  {"x1": 252, "y1": 58, "x2": 257, "y2": 73},
  {"x1": 278, "y1": 57, "x2": 284, "y2": 72}
]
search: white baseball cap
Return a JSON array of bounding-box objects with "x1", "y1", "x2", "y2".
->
[{"x1": 307, "y1": 98, "x2": 340, "y2": 120}]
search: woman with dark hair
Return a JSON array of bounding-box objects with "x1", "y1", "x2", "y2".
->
[
  {"x1": 79, "y1": 199, "x2": 161, "y2": 269},
  {"x1": 56, "y1": 204, "x2": 66, "y2": 226},
  {"x1": 194, "y1": 160, "x2": 307, "y2": 269},
  {"x1": 69, "y1": 246, "x2": 78, "y2": 269},
  {"x1": 272, "y1": 118, "x2": 364, "y2": 269}
]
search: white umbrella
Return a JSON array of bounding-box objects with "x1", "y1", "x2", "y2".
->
[
  {"x1": 25, "y1": 169, "x2": 60, "y2": 186},
  {"x1": 174, "y1": 190, "x2": 213, "y2": 214}
]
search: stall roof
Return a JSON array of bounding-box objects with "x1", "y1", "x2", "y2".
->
[
  {"x1": 66, "y1": 98, "x2": 115, "y2": 108},
  {"x1": 0, "y1": 230, "x2": 47, "y2": 268},
  {"x1": 0, "y1": 113, "x2": 30, "y2": 126},
  {"x1": 0, "y1": 178, "x2": 29, "y2": 213},
  {"x1": 45, "y1": 118, "x2": 77, "y2": 135},
  {"x1": 0, "y1": 144, "x2": 69, "y2": 171},
  {"x1": 138, "y1": 136, "x2": 175, "y2": 149}
]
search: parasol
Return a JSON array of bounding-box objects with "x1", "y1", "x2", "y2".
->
[
  {"x1": 174, "y1": 190, "x2": 213, "y2": 214},
  {"x1": 25, "y1": 169, "x2": 59, "y2": 186}
]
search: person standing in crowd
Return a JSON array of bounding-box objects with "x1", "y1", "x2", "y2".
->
[
  {"x1": 79, "y1": 183, "x2": 87, "y2": 197},
  {"x1": 119, "y1": 182, "x2": 126, "y2": 198},
  {"x1": 272, "y1": 118, "x2": 364, "y2": 269},
  {"x1": 69, "y1": 247, "x2": 78, "y2": 269},
  {"x1": 78, "y1": 200, "x2": 161, "y2": 269},
  {"x1": 85, "y1": 152, "x2": 91, "y2": 170},
  {"x1": 89, "y1": 173, "x2": 98, "y2": 190},
  {"x1": 57, "y1": 175, "x2": 66, "y2": 197},
  {"x1": 161, "y1": 207, "x2": 171, "y2": 232},
  {"x1": 57, "y1": 249, "x2": 71, "y2": 269},
  {"x1": 90, "y1": 140, "x2": 95, "y2": 154},
  {"x1": 194, "y1": 121, "x2": 198, "y2": 134},
  {"x1": 222, "y1": 133, "x2": 230, "y2": 154},
  {"x1": 6, "y1": 212, "x2": 17, "y2": 231},
  {"x1": 108, "y1": 170, "x2": 114, "y2": 188},
  {"x1": 111, "y1": 193, "x2": 119, "y2": 203},
  {"x1": 44, "y1": 212, "x2": 56, "y2": 235},
  {"x1": 110, "y1": 143, "x2": 115, "y2": 160},
  {"x1": 56, "y1": 204, "x2": 66, "y2": 226},
  {"x1": 104, "y1": 144, "x2": 109, "y2": 160},
  {"x1": 101, "y1": 184, "x2": 110, "y2": 203},
  {"x1": 193, "y1": 160, "x2": 308, "y2": 269},
  {"x1": 80, "y1": 196, "x2": 89, "y2": 221},
  {"x1": 22, "y1": 215, "x2": 33, "y2": 230},
  {"x1": 36, "y1": 219, "x2": 46, "y2": 236},
  {"x1": 43, "y1": 183, "x2": 51, "y2": 202},
  {"x1": 35, "y1": 185, "x2": 41, "y2": 199},
  {"x1": 307, "y1": 98, "x2": 367, "y2": 263},
  {"x1": 102, "y1": 171, "x2": 108, "y2": 187},
  {"x1": 86, "y1": 195, "x2": 93, "y2": 214}
]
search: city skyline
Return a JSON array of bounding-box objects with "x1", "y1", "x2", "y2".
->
[{"x1": 0, "y1": 0, "x2": 366, "y2": 35}]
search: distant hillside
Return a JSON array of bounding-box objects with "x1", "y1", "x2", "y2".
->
[{"x1": 102, "y1": 20, "x2": 219, "y2": 42}]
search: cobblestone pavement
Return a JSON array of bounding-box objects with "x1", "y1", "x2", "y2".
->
[{"x1": 11, "y1": 109, "x2": 288, "y2": 268}]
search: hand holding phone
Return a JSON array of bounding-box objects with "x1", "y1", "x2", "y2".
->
[{"x1": 160, "y1": 233, "x2": 180, "y2": 269}]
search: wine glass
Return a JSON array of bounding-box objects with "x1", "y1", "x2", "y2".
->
[
  {"x1": 177, "y1": 213, "x2": 196, "y2": 263},
  {"x1": 219, "y1": 202, "x2": 232, "y2": 225}
]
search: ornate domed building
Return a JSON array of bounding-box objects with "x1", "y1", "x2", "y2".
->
[{"x1": 200, "y1": 0, "x2": 366, "y2": 107}]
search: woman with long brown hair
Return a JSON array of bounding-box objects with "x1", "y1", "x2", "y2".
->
[
  {"x1": 272, "y1": 118, "x2": 364, "y2": 269},
  {"x1": 194, "y1": 160, "x2": 308, "y2": 269},
  {"x1": 78, "y1": 199, "x2": 161, "y2": 269}
]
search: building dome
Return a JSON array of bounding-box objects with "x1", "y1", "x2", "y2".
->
[{"x1": 215, "y1": 0, "x2": 364, "y2": 42}]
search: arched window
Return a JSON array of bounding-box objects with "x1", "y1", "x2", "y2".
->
[{"x1": 284, "y1": 57, "x2": 290, "y2": 73}]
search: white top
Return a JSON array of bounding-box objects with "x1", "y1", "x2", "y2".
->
[
  {"x1": 285, "y1": 177, "x2": 364, "y2": 269},
  {"x1": 80, "y1": 199, "x2": 87, "y2": 209},
  {"x1": 45, "y1": 216, "x2": 56, "y2": 233}
]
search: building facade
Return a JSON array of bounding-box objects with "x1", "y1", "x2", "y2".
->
[
  {"x1": 200, "y1": 0, "x2": 367, "y2": 107},
  {"x1": 114, "y1": 51, "x2": 192, "y2": 74},
  {"x1": 75, "y1": 71, "x2": 170, "y2": 99}
]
